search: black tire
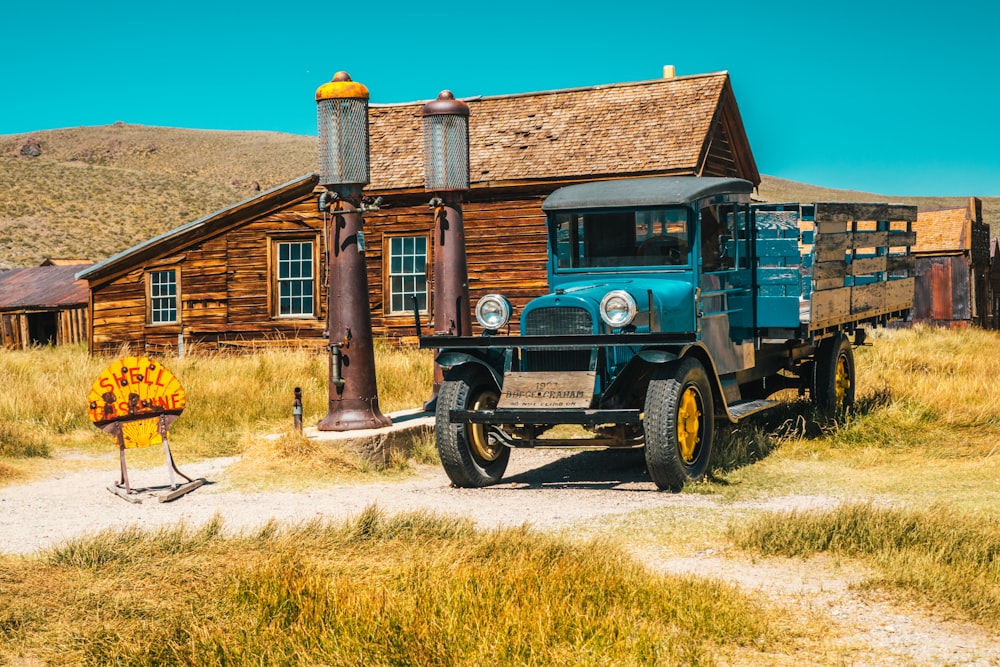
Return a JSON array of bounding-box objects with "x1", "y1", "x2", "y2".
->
[
  {"x1": 643, "y1": 358, "x2": 714, "y2": 492},
  {"x1": 435, "y1": 365, "x2": 510, "y2": 487},
  {"x1": 812, "y1": 334, "x2": 855, "y2": 413}
]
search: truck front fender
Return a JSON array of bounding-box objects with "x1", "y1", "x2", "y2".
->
[
  {"x1": 632, "y1": 343, "x2": 737, "y2": 423},
  {"x1": 435, "y1": 350, "x2": 504, "y2": 387},
  {"x1": 636, "y1": 348, "x2": 680, "y2": 364}
]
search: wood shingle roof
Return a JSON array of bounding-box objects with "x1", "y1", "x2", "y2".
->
[
  {"x1": 910, "y1": 197, "x2": 986, "y2": 256},
  {"x1": 913, "y1": 207, "x2": 973, "y2": 254},
  {"x1": 368, "y1": 71, "x2": 757, "y2": 191}
]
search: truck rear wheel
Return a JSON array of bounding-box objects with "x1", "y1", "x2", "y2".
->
[
  {"x1": 435, "y1": 365, "x2": 509, "y2": 487},
  {"x1": 813, "y1": 334, "x2": 855, "y2": 413},
  {"x1": 643, "y1": 358, "x2": 714, "y2": 492}
]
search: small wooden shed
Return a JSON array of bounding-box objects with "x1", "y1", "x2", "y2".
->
[
  {"x1": 0, "y1": 260, "x2": 91, "y2": 349},
  {"x1": 80, "y1": 70, "x2": 760, "y2": 353},
  {"x1": 910, "y1": 197, "x2": 991, "y2": 327}
]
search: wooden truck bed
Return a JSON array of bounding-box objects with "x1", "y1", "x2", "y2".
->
[{"x1": 753, "y1": 202, "x2": 917, "y2": 336}]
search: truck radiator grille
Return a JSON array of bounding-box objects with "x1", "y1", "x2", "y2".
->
[
  {"x1": 522, "y1": 349, "x2": 591, "y2": 372},
  {"x1": 523, "y1": 307, "x2": 594, "y2": 336},
  {"x1": 522, "y1": 307, "x2": 594, "y2": 371}
]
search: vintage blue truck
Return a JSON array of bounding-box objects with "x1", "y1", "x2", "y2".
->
[{"x1": 420, "y1": 177, "x2": 916, "y2": 490}]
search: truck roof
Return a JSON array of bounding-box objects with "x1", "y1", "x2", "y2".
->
[{"x1": 541, "y1": 176, "x2": 754, "y2": 212}]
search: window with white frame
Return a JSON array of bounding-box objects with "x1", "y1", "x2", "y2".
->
[
  {"x1": 275, "y1": 240, "x2": 315, "y2": 317},
  {"x1": 149, "y1": 269, "x2": 178, "y2": 324},
  {"x1": 387, "y1": 235, "x2": 428, "y2": 314}
]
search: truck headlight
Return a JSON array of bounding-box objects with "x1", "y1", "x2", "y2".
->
[
  {"x1": 600, "y1": 290, "x2": 637, "y2": 328},
  {"x1": 476, "y1": 294, "x2": 512, "y2": 331}
]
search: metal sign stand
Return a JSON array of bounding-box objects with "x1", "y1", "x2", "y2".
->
[
  {"x1": 90, "y1": 356, "x2": 203, "y2": 504},
  {"x1": 105, "y1": 417, "x2": 204, "y2": 504}
]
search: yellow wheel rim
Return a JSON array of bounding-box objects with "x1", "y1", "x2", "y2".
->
[
  {"x1": 468, "y1": 390, "x2": 502, "y2": 463},
  {"x1": 834, "y1": 355, "x2": 850, "y2": 408},
  {"x1": 677, "y1": 387, "x2": 702, "y2": 463}
]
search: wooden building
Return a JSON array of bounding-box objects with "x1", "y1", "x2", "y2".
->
[
  {"x1": 0, "y1": 260, "x2": 91, "y2": 349},
  {"x1": 988, "y1": 237, "x2": 1000, "y2": 329},
  {"x1": 910, "y1": 197, "x2": 991, "y2": 327},
  {"x1": 79, "y1": 70, "x2": 760, "y2": 353}
]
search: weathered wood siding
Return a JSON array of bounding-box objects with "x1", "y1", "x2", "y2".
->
[
  {"x1": 0, "y1": 306, "x2": 87, "y2": 349},
  {"x1": 58, "y1": 307, "x2": 88, "y2": 346},
  {"x1": 362, "y1": 190, "x2": 549, "y2": 338},
  {"x1": 89, "y1": 195, "x2": 329, "y2": 354}
]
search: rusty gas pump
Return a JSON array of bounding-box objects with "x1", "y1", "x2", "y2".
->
[
  {"x1": 315, "y1": 72, "x2": 390, "y2": 431},
  {"x1": 422, "y1": 90, "x2": 472, "y2": 407}
]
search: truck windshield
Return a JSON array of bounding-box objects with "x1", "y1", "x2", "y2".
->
[{"x1": 552, "y1": 207, "x2": 692, "y2": 270}]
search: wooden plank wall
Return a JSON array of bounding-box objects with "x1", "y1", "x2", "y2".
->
[
  {"x1": 1, "y1": 312, "x2": 23, "y2": 349},
  {"x1": 363, "y1": 191, "x2": 550, "y2": 337},
  {"x1": 57, "y1": 307, "x2": 87, "y2": 346},
  {"x1": 90, "y1": 197, "x2": 329, "y2": 354},
  {"x1": 0, "y1": 307, "x2": 87, "y2": 350}
]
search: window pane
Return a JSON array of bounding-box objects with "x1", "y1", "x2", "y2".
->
[
  {"x1": 275, "y1": 241, "x2": 315, "y2": 317},
  {"x1": 150, "y1": 270, "x2": 178, "y2": 323},
  {"x1": 387, "y1": 236, "x2": 428, "y2": 314}
]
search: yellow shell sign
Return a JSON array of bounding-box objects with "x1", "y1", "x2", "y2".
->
[{"x1": 88, "y1": 356, "x2": 185, "y2": 449}]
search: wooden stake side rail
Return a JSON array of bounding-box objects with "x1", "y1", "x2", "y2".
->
[{"x1": 806, "y1": 202, "x2": 918, "y2": 333}]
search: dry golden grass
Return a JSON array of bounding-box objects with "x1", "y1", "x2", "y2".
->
[
  {"x1": 730, "y1": 502, "x2": 1000, "y2": 629},
  {"x1": 0, "y1": 507, "x2": 810, "y2": 666},
  {"x1": 0, "y1": 341, "x2": 434, "y2": 484}
]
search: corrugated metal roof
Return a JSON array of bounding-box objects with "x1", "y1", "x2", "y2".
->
[{"x1": 0, "y1": 264, "x2": 91, "y2": 309}]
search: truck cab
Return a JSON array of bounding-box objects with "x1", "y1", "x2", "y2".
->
[{"x1": 422, "y1": 176, "x2": 915, "y2": 491}]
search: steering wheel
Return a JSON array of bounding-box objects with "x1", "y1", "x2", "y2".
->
[{"x1": 638, "y1": 236, "x2": 683, "y2": 264}]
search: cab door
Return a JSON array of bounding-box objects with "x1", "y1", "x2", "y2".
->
[{"x1": 698, "y1": 202, "x2": 755, "y2": 375}]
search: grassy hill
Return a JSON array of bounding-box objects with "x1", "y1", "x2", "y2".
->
[
  {"x1": 1, "y1": 124, "x2": 995, "y2": 270},
  {"x1": 0, "y1": 124, "x2": 314, "y2": 269}
]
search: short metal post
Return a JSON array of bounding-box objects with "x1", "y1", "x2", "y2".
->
[
  {"x1": 163, "y1": 440, "x2": 178, "y2": 489},
  {"x1": 293, "y1": 387, "x2": 303, "y2": 433}
]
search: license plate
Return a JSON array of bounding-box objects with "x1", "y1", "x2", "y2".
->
[{"x1": 498, "y1": 371, "x2": 595, "y2": 409}]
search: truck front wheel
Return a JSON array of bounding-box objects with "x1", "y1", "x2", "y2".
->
[
  {"x1": 436, "y1": 365, "x2": 510, "y2": 487},
  {"x1": 643, "y1": 358, "x2": 714, "y2": 491}
]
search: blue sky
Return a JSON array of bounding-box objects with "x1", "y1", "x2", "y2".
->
[{"x1": 2, "y1": 0, "x2": 997, "y2": 196}]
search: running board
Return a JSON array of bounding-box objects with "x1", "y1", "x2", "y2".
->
[{"x1": 726, "y1": 399, "x2": 779, "y2": 421}]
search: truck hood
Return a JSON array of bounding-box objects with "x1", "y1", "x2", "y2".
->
[{"x1": 520, "y1": 278, "x2": 696, "y2": 335}]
